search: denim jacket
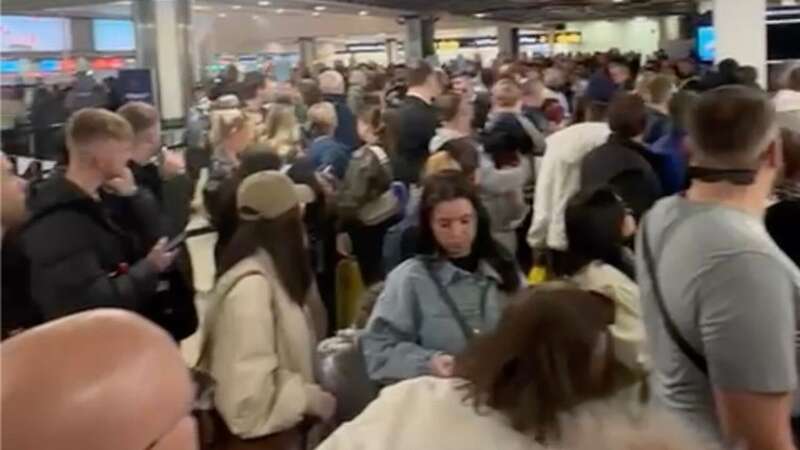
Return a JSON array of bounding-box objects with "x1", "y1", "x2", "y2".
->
[{"x1": 362, "y1": 257, "x2": 511, "y2": 382}]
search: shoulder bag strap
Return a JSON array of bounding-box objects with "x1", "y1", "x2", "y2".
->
[
  {"x1": 641, "y1": 218, "x2": 709, "y2": 376},
  {"x1": 422, "y1": 258, "x2": 475, "y2": 341},
  {"x1": 195, "y1": 270, "x2": 263, "y2": 369},
  {"x1": 367, "y1": 145, "x2": 390, "y2": 164}
]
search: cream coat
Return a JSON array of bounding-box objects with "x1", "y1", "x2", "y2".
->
[
  {"x1": 570, "y1": 261, "x2": 650, "y2": 373},
  {"x1": 318, "y1": 377, "x2": 539, "y2": 450},
  {"x1": 200, "y1": 249, "x2": 323, "y2": 439}
]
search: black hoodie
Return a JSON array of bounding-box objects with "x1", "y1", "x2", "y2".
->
[
  {"x1": 580, "y1": 134, "x2": 665, "y2": 220},
  {"x1": 21, "y1": 173, "x2": 162, "y2": 326}
]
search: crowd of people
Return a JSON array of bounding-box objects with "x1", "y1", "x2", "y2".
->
[{"x1": 2, "y1": 48, "x2": 800, "y2": 450}]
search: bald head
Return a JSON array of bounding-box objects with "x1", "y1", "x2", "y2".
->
[
  {"x1": 2, "y1": 310, "x2": 196, "y2": 450},
  {"x1": 319, "y1": 70, "x2": 345, "y2": 95}
]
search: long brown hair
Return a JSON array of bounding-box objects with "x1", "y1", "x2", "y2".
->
[
  {"x1": 455, "y1": 284, "x2": 616, "y2": 442},
  {"x1": 218, "y1": 207, "x2": 312, "y2": 304}
]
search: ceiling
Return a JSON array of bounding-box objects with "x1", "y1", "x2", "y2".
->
[
  {"x1": 320, "y1": 0, "x2": 698, "y2": 22},
  {"x1": 2, "y1": 0, "x2": 412, "y2": 19},
  {"x1": 3, "y1": 0, "x2": 699, "y2": 23}
]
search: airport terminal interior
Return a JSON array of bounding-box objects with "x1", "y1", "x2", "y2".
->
[{"x1": 1, "y1": 0, "x2": 800, "y2": 449}]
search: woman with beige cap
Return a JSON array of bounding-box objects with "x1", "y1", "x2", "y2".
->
[{"x1": 199, "y1": 171, "x2": 336, "y2": 444}]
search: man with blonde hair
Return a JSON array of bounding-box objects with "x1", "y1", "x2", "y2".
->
[
  {"x1": 308, "y1": 101, "x2": 350, "y2": 179},
  {"x1": 643, "y1": 74, "x2": 675, "y2": 144},
  {"x1": 118, "y1": 101, "x2": 188, "y2": 235},
  {"x1": 21, "y1": 108, "x2": 178, "y2": 331},
  {"x1": 320, "y1": 69, "x2": 359, "y2": 149}
]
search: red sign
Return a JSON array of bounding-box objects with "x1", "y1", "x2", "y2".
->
[
  {"x1": 61, "y1": 58, "x2": 76, "y2": 72},
  {"x1": 91, "y1": 57, "x2": 124, "y2": 70}
]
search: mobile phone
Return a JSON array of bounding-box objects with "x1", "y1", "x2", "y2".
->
[{"x1": 165, "y1": 231, "x2": 187, "y2": 252}]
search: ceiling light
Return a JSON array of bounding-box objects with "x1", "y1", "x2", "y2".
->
[
  {"x1": 258, "y1": 0, "x2": 271, "y2": 5},
  {"x1": 474, "y1": 12, "x2": 488, "y2": 18},
  {"x1": 276, "y1": 8, "x2": 285, "y2": 13},
  {"x1": 358, "y1": 10, "x2": 369, "y2": 16},
  {"x1": 193, "y1": 5, "x2": 211, "y2": 10},
  {"x1": 314, "y1": 5, "x2": 326, "y2": 11},
  {"x1": 252, "y1": 14, "x2": 262, "y2": 19},
  {"x1": 218, "y1": 12, "x2": 227, "y2": 17},
  {"x1": 613, "y1": 0, "x2": 625, "y2": 3},
  {"x1": 232, "y1": 5, "x2": 242, "y2": 9},
  {"x1": 312, "y1": 11, "x2": 321, "y2": 16}
]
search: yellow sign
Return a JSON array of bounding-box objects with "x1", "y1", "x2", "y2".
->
[
  {"x1": 554, "y1": 31, "x2": 582, "y2": 45},
  {"x1": 435, "y1": 40, "x2": 460, "y2": 51}
]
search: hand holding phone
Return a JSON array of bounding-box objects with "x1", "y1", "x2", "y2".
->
[
  {"x1": 165, "y1": 232, "x2": 187, "y2": 252},
  {"x1": 146, "y1": 237, "x2": 179, "y2": 273}
]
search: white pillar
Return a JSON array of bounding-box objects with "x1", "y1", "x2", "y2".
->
[
  {"x1": 298, "y1": 37, "x2": 317, "y2": 70},
  {"x1": 404, "y1": 15, "x2": 435, "y2": 63},
  {"x1": 713, "y1": 0, "x2": 767, "y2": 87},
  {"x1": 134, "y1": 0, "x2": 192, "y2": 121},
  {"x1": 496, "y1": 24, "x2": 519, "y2": 59},
  {"x1": 385, "y1": 38, "x2": 399, "y2": 65}
]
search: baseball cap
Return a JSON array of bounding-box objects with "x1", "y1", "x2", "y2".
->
[{"x1": 237, "y1": 171, "x2": 315, "y2": 221}]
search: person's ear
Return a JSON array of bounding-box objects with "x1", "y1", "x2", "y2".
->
[
  {"x1": 683, "y1": 136, "x2": 698, "y2": 161},
  {"x1": 621, "y1": 214, "x2": 637, "y2": 239},
  {"x1": 762, "y1": 133, "x2": 784, "y2": 171}
]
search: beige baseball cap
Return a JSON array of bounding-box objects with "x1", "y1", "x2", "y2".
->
[{"x1": 237, "y1": 171, "x2": 315, "y2": 221}]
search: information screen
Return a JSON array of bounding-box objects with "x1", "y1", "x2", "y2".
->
[
  {"x1": 696, "y1": 26, "x2": 715, "y2": 62},
  {"x1": 0, "y1": 16, "x2": 71, "y2": 52},
  {"x1": 0, "y1": 60, "x2": 21, "y2": 73},
  {"x1": 38, "y1": 59, "x2": 60, "y2": 72},
  {"x1": 92, "y1": 19, "x2": 135, "y2": 52}
]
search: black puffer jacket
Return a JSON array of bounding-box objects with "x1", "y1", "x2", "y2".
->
[
  {"x1": 1, "y1": 230, "x2": 41, "y2": 339},
  {"x1": 22, "y1": 174, "x2": 197, "y2": 340}
]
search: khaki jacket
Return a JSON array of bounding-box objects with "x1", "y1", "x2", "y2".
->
[{"x1": 201, "y1": 249, "x2": 323, "y2": 438}]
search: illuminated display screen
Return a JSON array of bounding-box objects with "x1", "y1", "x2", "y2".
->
[
  {"x1": 697, "y1": 26, "x2": 715, "y2": 62},
  {"x1": 0, "y1": 60, "x2": 20, "y2": 73},
  {"x1": 38, "y1": 59, "x2": 60, "y2": 72},
  {"x1": 0, "y1": 16, "x2": 71, "y2": 52},
  {"x1": 93, "y1": 19, "x2": 135, "y2": 52}
]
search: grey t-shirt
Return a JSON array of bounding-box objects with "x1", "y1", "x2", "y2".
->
[{"x1": 636, "y1": 196, "x2": 800, "y2": 442}]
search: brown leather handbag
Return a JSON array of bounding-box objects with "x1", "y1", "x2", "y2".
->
[
  {"x1": 193, "y1": 400, "x2": 304, "y2": 450},
  {"x1": 191, "y1": 365, "x2": 306, "y2": 450}
]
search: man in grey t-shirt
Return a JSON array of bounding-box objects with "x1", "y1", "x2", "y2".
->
[{"x1": 637, "y1": 86, "x2": 800, "y2": 450}]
